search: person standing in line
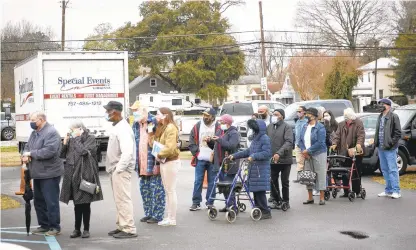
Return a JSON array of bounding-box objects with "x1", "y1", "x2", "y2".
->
[
  {"x1": 188, "y1": 108, "x2": 221, "y2": 211},
  {"x1": 323, "y1": 110, "x2": 338, "y2": 144},
  {"x1": 331, "y1": 108, "x2": 365, "y2": 197},
  {"x1": 130, "y1": 101, "x2": 165, "y2": 224},
  {"x1": 374, "y1": 98, "x2": 402, "y2": 199},
  {"x1": 298, "y1": 108, "x2": 328, "y2": 205},
  {"x1": 293, "y1": 106, "x2": 307, "y2": 183},
  {"x1": 206, "y1": 114, "x2": 240, "y2": 212},
  {"x1": 104, "y1": 101, "x2": 137, "y2": 239},
  {"x1": 257, "y1": 105, "x2": 271, "y2": 126},
  {"x1": 266, "y1": 109, "x2": 293, "y2": 209},
  {"x1": 230, "y1": 119, "x2": 272, "y2": 220},
  {"x1": 152, "y1": 107, "x2": 181, "y2": 226},
  {"x1": 22, "y1": 111, "x2": 64, "y2": 236},
  {"x1": 60, "y1": 120, "x2": 103, "y2": 239}
]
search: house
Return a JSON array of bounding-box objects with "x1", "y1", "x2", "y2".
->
[
  {"x1": 227, "y1": 75, "x2": 262, "y2": 101},
  {"x1": 352, "y1": 58, "x2": 401, "y2": 100},
  {"x1": 270, "y1": 75, "x2": 299, "y2": 105},
  {"x1": 129, "y1": 75, "x2": 175, "y2": 105}
]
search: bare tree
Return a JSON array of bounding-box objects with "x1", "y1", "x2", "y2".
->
[
  {"x1": 296, "y1": 0, "x2": 394, "y2": 54},
  {"x1": 1, "y1": 20, "x2": 59, "y2": 101},
  {"x1": 391, "y1": 1, "x2": 416, "y2": 33}
]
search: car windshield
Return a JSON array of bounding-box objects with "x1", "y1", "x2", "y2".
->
[
  {"x1": 220, "y1": 103, "x2": 253, "y2": 116},
  {"x1": 394, "y1": 109, "x2": 416, "y2": 129}
]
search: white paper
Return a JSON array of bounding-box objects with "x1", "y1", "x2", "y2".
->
[{"x1": 152, "y1": 141, "x2": 166, "y2": 163}]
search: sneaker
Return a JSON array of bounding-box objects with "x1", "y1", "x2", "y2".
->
[
  {"x1": 113, "y1": 231, "x2": 138, "y2": 239},
  {"x1": 189, "y1": 204, "x2": 201, "y2": 211},
  {"x1": 45, "y1": 228, "x2": 61, "y2": 236},
  {"x1": 31, "y1": 227, "x2": 49, "y2": 235},
  {"x1": 70, "y1": 230, "x2": 81, "y2": 238},
  {"x1": 391, "y1": 193, "x2": 402, "y2": 199},
  {"x1": 378, "y1": 192, "x2": 392, "y2": 197},
  {"x1": 81, "y1": 231, "x2": 90, "y2": 238},
  {"x1": 108, "y1": 229, "x2": 121, "y2": 236},
  {"x1": 158, "y1": 219, "x2": 176, "y2": 226}
]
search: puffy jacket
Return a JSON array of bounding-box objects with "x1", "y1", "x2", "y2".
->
[
  {"x1": 207, "y1": 126, "x2": 240, "y2": 172},
  {"x1": 266, "y1": 120, "x2": 293, "y2": 165},
  {"x1": 232, "y1": 120, "x2": 271, "y2": 192}
]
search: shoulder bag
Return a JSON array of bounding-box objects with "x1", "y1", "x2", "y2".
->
[{"x1": 79, "y1": 152, "x2": 99, "y2": 194}]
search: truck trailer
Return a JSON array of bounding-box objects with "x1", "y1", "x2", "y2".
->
[{"x1": 14, "y1": 51, "x2": 130, "y2": 167}]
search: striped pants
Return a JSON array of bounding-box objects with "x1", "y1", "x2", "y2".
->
[{"x1": 139, "y1": 175, "x2": 165, "y2": 221}]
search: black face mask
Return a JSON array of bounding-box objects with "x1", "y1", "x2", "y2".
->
[{"x1": 203, "y1": 118, "x2": 212, "y2": 125}]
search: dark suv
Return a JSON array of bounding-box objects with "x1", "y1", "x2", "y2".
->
[{"x1": 363, "y1": 104, "x2": 416, "y2": 175}]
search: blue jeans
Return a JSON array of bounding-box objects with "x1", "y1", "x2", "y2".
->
[
  {"x1": 33, "y1": 176, "x2": 61, "y2": 230},
  {"x1": 379, "y1": 148, "x2": 400, "y2": 194},
  {"x1": 192, "y1": 160, "x2": 216, "y2": 205}
]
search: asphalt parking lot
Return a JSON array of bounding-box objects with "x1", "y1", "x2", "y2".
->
[{"x1": 2, "y1": 160, "x2": 416, "y2": 250}]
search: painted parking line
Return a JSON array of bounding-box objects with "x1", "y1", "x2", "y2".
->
[{"x1": 0, "y1": 226, "x2": 62, "y2": 250}]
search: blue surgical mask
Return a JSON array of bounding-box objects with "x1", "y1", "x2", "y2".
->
[
  {"x1": 30, "y1": 122, "x2": 38, "y2": 130},
  {"x1": 105, "y1": 113, "x2": 110, "y2": 121},
  {"x1": 220, "y1": 124, "x2": 228, "y2": 131},
  {"x1": 133, "y1": 112, "x2": 141, "y2": 122}
]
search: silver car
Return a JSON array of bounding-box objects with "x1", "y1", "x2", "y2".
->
[{"x1": 1, "y1": 112, "x2": 15, "y2": 141}]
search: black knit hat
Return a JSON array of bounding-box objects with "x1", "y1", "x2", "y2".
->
[
  {"x1": 247, "y1": 119, "x2": 259, "y2": 133},
  {"x1": 274, "y1": 108, "x2": 285, "y2": 119},
  {"x1": 306, "y1": 107, "x2": 318, "y2": 118}
]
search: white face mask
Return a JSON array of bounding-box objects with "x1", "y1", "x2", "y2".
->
[
  {"x1": 271, "y1": 116, "x2": 279, "y2": 124},
  {"x1": 324, "y1": 116, "x2": 331, "y2": 122},
  {"x1": 220, "y1": 124, "x2": 228, "y2": 130}
]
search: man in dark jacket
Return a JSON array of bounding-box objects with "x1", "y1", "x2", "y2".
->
[
  {"x1": 267, "y1": 109, "x2": 293, "y2": 208},
  {"x1": 188, "y1": 108, "x2": 221, "y2": 211},
  {"x1": 21, "y1": 111, "x2": 64, "y2": 236},
  {"x1": 207, "y1": 114, "x2": 240, "y2": 212},
  {"x1": 374, "y1": 98, "x2": 402, "y2": 199}
]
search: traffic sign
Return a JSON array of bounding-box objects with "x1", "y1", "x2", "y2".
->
[{"x1": 260, "y1": 77, "x2": 267, "y2": 91}]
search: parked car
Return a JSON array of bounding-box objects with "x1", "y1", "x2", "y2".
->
[
  {"x1": 220, "y1": 100, "x2": 286, "y2": 148},
  {"x1": 1, "y1": 112, "x2": 16, "y2": 141},
  {"x1": 363, "y1": 99, "x2": 400, "y2": 113},
  {"x1": 337, "y1": 105, "x2": 416, "y2": 175}
]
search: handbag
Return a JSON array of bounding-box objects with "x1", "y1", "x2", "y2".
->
[
  {"x1": 297, "y1": 159, "x2": 317, "y2": 186},
  {"x1": 79, "y1": 152, "x2": 99, "y2": 195}
]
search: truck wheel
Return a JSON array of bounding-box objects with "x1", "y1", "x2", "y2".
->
[
  {"x1": 1, "y1": 127, "x2": 14, "y2": 141},
  {"x1": 397, "y1": 150, "x2": 408, "y2": 176}
]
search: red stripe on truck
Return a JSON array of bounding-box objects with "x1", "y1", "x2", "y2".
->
[
  {"x1": 15, "y1": 114, "x2": 30, "y2": 121},
  {"x1": 44, "y1": 93, "x2": 125, "y2": 99}
]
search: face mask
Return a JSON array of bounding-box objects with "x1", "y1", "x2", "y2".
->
[
  {"x1": 259, "y1": 113, "x2": 267, "y2": 119},
  {"x1": 105, "y1": 113, "x2": 111, "y2": 121},
  {"x1": 297, "y1": 112, "x2": 303, "y2": 118},
  {"x1": 133, "y1": 112, "x2": 141, "y2": 122},
  {"x1": 203, "y1": 118, "x2": 212, "y2": 125},
  {"x1": 248, "y1": 132, "x2": 254, "y2": 141},
  {"x1": 271, "y1": 116, "x2": 279, "y2": 124},
  {"x1": 220, "y1": 124, "x2": 228, "y2": 130},
  {"x1": 305, "y1": 115, "x2": 311, "y2": 123},
  {"x1": 71, "y1": 129, "x2": 81, "y2": 138},
  {"x1": 381, "y1": 105, "x2": 386, "y2": 112},
  {"x1": 324, "y1": 116, "x2": 331, "y2": 121},
  {"x1": 30, "y1": 122, "x2": 38, "y2": 130}
]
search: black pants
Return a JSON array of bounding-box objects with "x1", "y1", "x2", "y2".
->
[
  {"x1": 33, "y1": 176, "x2": 61, "y2": 230},
  {"x1": 253, "y1": 191, "x2": 270, "y2": 214},
  {"x1": 342, "y1": 156, "x2": 363, "y2": 194},
  {"x1": 270, "y1": 164, "x2": 291, "y2": 202},
  {"x1": 74, "y1": 203, "x2": 91, "y2": 231}
]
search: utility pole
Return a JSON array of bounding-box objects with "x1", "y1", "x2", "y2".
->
[
  {"x1": 373, "y1": 41, "x2": 378, "y2": 99},
  {"x1": 61, "y1": 1, "x2": 69, "y2": 51},
  {"x1": 259, "y1": 1, "x2": 267, "y2": 100}
]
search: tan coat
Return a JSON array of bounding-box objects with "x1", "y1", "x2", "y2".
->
[
  {"x1": 332, "y1": 118, "x2": 365, "y2": 156},
  {"x1": 152, "y1": 123, "x2": 180, "y2": 160}
]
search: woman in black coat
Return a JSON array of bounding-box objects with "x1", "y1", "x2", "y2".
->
[{"x1": 60, "y1": 120, "x2": 103, "y2": 239}]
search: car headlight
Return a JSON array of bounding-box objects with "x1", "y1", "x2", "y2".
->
[{"x1": 364, "y1": 138, "x2": 374, "y2": 147}]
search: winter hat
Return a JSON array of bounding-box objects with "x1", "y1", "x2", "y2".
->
[
  {"x1": 219, "y1": 114, "x2": 233, "y2": 126},
  {"x1": 247, "y1": 119, "x2": 259, "y2": 133},
  {"x1": 274, "y1": 109, "x2": 285, "y2": 119},
  {"x1": 344, "y1": 108, "x2": 357, "y2": 120},
  {"x1": 378, "y1": 98, "x2": 392, "y2": 106}
]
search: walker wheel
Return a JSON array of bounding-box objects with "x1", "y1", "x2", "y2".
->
[
  {"x1": 225, "y1": 210, "x2": 237, "y2": 223},
  {"x1": 207, "y1": 207, "x2": 218, "y2": 221},
  {"x1": 228, "y1": 205, "x2": 239, "y2": 215},
  {"x1": 348, "y1": 192, "x2": 356, "y2": 202},
  {"x1": 281, "y1": 202, "x2": 289, "y2": 212},
  {"x1": 250, "y1": 208, "x2": 262, "y2": 221},
  {"x1": 239, "y1": 203, "x2": 247, "y2": 212},
  {"x1": 324, "y1": 191, "x2": 330, "y2": 201},
  {"x1": 332, "y1": 190, "x2": 337, "y2": 199},
  {"x1": 361, "y1": 189, "x2": 366, "y2": 200}
]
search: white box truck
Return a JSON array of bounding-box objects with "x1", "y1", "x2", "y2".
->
[{"x1": 14, "y1": 51, "x2": 130, "y2": 167}]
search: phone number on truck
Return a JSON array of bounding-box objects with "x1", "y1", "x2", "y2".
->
[{"x1": 68, "y1": 101, "x2": 102, "y2": 106}]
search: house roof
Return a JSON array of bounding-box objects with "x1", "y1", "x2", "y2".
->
[
  {"x1": 231, "y1": 75, "x2": 261, "y2": 85},
  {"x1": 358, "y1": 57, "x2": 397, "y2": 71},
  {"x1": 129, "y1": 75, "x2": 149, "y2": 90},
  {"x1": 251, "y1": 87, "x2": 262, "y2": 94}
]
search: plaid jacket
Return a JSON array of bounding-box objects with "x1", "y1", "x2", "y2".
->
[{"x1": 132, "y1": 113, "x2": 157, "y2": 175}]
